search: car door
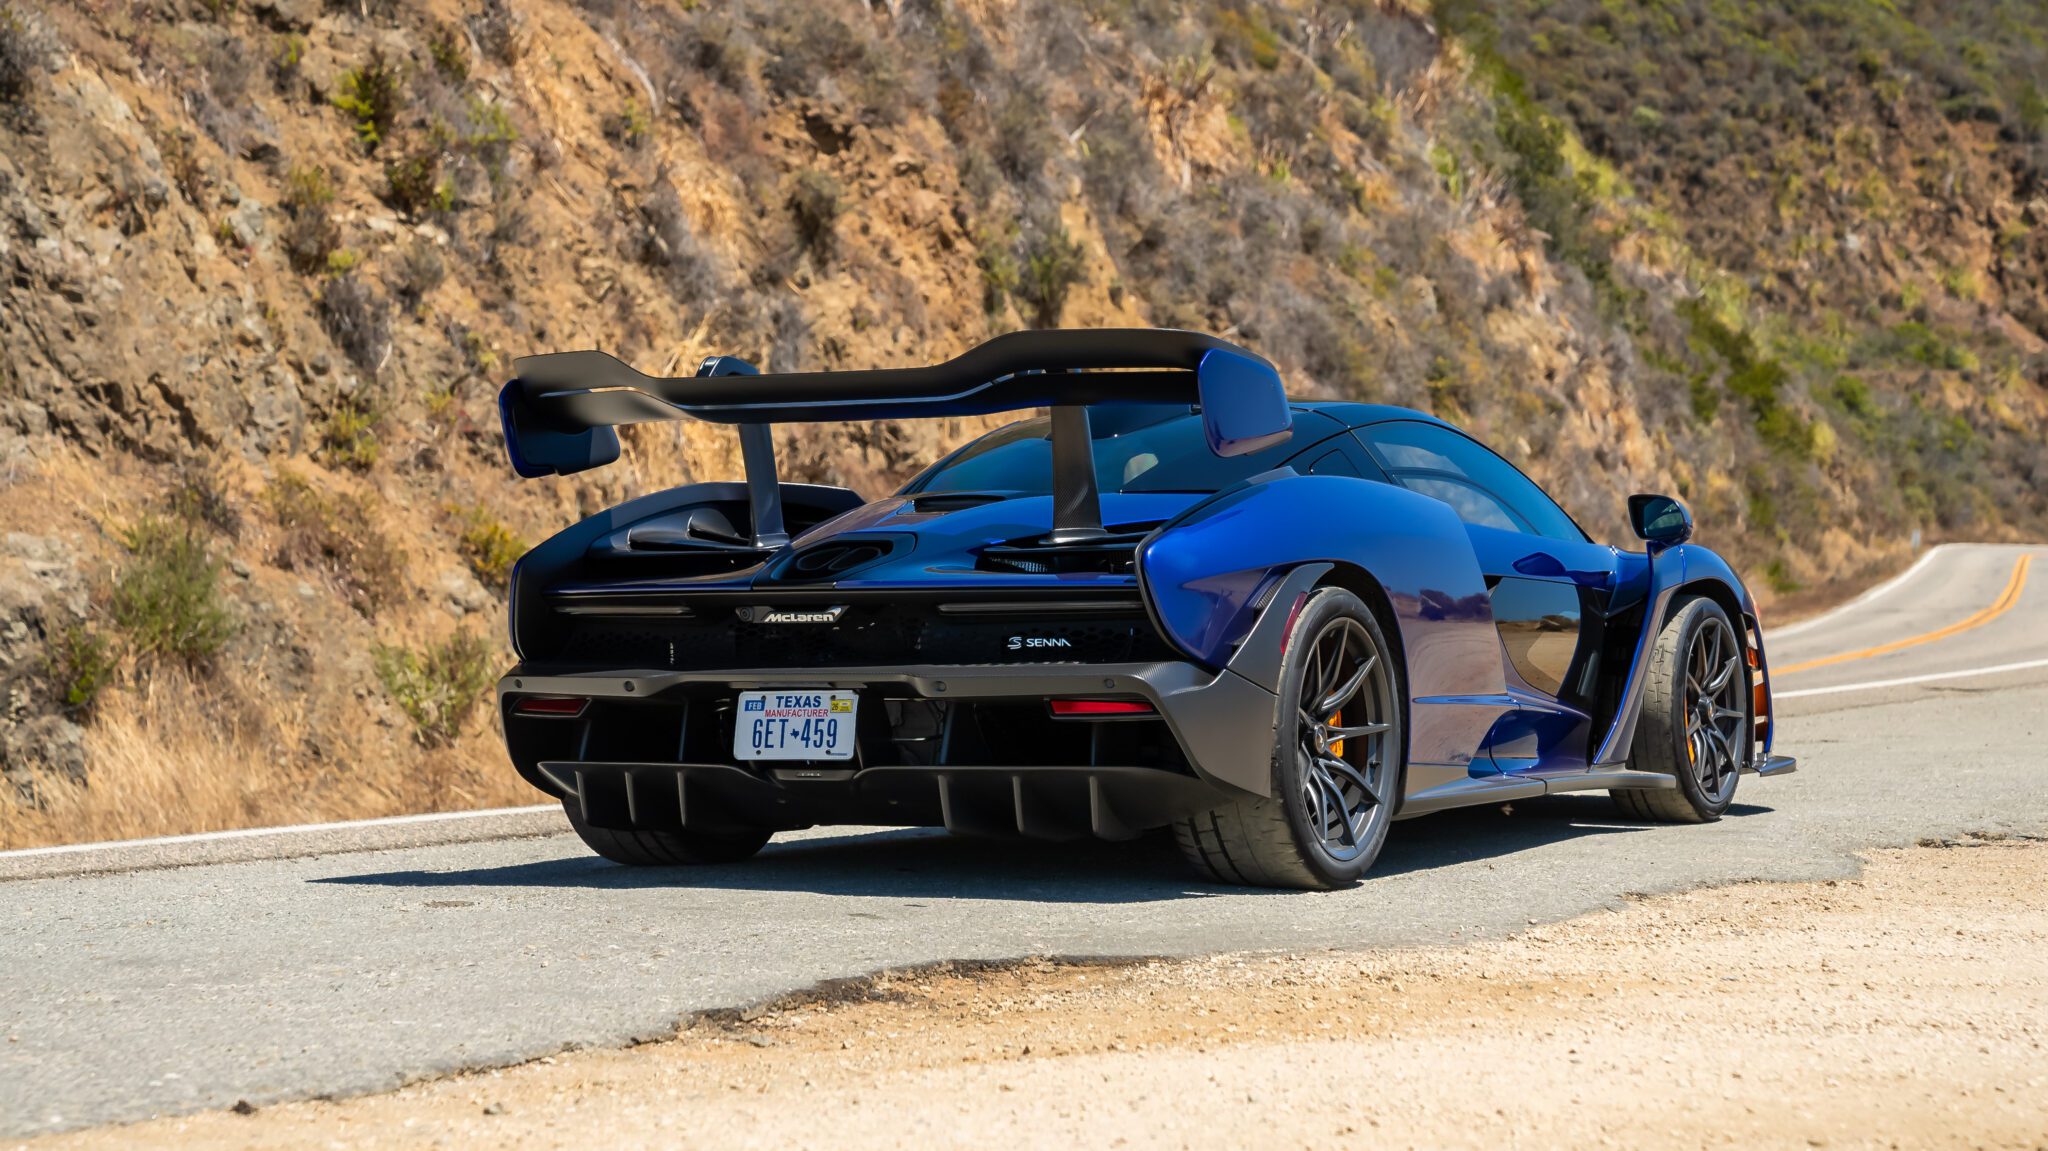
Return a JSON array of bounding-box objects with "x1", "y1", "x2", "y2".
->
[{"x1": 1354, "y1": 421, "x2": 1618, "y2": 775}]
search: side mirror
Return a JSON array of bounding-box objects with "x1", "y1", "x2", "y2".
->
[
  {"x1": 1197, "y1": 349, "x2": 1292, "y2": 458},
  {"x1": 1628, "y1": 493, "x2": 1693, "y2": 549}
]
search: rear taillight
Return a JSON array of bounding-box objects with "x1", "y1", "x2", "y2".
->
[
  {"x1": 514, "y1": 696, "x2": 588, "y2": 718},
  {"x1": 1277, "y1": 593, "x2": 1309, "y2": 654},
  {"x1": 1048, "y1": 699, "x2": 1156, "y2": 718}
]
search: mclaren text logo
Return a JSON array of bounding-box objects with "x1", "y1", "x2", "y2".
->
[
  {"x1": 1008, "y1": 636, "x2": 1073, "y2": 651},
  {"x1": 745, "y1": 606, "x2": 848, "y2": 624}
]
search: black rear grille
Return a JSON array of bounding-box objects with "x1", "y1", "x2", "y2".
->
[{"x1": 548, "y1": 603, "x2": 1174, "y2": 670}]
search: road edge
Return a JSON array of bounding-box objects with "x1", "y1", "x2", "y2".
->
[{"x1": 0, "y1": 805, "x2": 569, "y2": 883}]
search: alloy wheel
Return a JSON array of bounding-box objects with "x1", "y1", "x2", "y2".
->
[
  {"x1": 1684, "y1": 615, "x2": 1745, "y2": 798},
  {"x1": 1294, "y1": 616, "x2": 1395, "y2": 862}
]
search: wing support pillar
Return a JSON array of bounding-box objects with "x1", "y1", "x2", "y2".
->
[
  {"x1": 1047, "y1": 404, "x2": 1105, "y2": 543},
  {"x1": 699, "y1": 355, "x2": 787, "y2": 548}
]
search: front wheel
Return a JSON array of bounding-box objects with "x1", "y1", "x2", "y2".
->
[
  {"x1": 1175, "y1": 587, "x2": 1404, "y2": 889},
  {"x1": 562, "y1": 801, "x2": 772, "y2": 866},
  {"x1": 1613, "y1": 595, "x2": 1748, "y2": 823}
]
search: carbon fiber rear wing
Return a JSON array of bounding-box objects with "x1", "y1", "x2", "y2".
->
[{"x1": 498, "y1": 328, "x2": 1292, "y2": 546}]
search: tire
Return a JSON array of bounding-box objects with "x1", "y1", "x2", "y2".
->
[
  {"x1": 1612, "y1": 594, "x2": 1748, "y2": 823},
  {"x1": 1174, "y1": 587, "x2": 1405, "y2": 890},
  {"x1": 562, "y1": 801, "x2": 772, "y2": 866}
]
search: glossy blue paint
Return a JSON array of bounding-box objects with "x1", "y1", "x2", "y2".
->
[
  {"x1": 1592, "y1": 541, "x2": 1761, "y2": 765},
  {"x1": 506, "y1": 391, "x2": 1777, "y2": 799},
  {"x1": 1135, "y1": 473, "x2": 1510, "y2": 775},
  {"x1": 1195, "y1": 349, "x2": 1294, "y2": 457}
]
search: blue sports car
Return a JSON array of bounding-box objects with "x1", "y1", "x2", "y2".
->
[{"x1": 495, "y1": 329, "x2": 1795, "y2": 889}]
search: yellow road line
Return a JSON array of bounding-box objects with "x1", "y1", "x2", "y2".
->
[{"x1": 1775, "y1": 555, "x2": 2031, "y2": 676}]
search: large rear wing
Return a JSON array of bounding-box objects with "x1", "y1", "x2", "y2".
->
[{"x1": 497, "y1": 328, "x2": 1292, "y2": 546}]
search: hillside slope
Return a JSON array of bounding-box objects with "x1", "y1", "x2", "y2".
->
[{"x1": 0, "y1": 0, "x2": 2041, "y2": 846}]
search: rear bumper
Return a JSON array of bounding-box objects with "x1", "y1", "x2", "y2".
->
[{"x1": 497, "y1": 659, "x2": 1281, "y2": 839}]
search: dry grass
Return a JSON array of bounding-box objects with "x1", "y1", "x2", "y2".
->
[
  {"x1": 0, "y1": 664, "x2": 530, "y2": 850},
  {"x1": 0, "y1": 451, "x2": 528, "y2": 853}
]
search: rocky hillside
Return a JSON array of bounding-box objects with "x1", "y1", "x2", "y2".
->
[{"x1": 0, "y1": 0, "x2": 2041, "y2": 846}]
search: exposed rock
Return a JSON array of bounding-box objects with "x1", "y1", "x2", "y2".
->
[
  {"x1": 0, "y1": 537, "x2": 89, "y2": 796},
  {"x1": 253, "y1": 0, "x2": 319, "y2": 33},
  {"x1": 438, "y1": 569, "x2": 493, "y2": 618}
]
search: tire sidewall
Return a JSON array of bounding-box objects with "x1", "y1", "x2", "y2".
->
[
  {"x1": 1663, "y1": 597, "x2": 1746, "y2": 816},
  {"x1": 1271, "y1": 588, "x2": 1404, "y2": 886}
]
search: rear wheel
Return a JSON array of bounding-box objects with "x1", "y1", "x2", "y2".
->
[
  {"x1": 1613, "y1": 595, "x2": 1747, "y2": 823},
  {"x1": 562, "y1": 801, "x2": 772, "y2": 866},
  {"x1": 1174, "y1": 588, "x2": 1404, "y2": 889}
]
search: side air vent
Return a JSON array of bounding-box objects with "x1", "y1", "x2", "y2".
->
[
  {"x1": 792, "y1": 542, "x2": 887, "y2": 575},
  {"x1": 909, "y1": 492, "x2": 1008, "y2": 514},
  {"x1": 764, "y1": 535, "x2": 904, "y2": 583},
  {"x1": 977, "y1": 525, "x2": 1159, "y2": 576}
]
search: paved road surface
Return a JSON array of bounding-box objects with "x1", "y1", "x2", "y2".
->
[{"x1": 2, "y1": 543, "x2": 2043, "y2": 1136}]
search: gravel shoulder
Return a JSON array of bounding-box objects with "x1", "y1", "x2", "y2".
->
[{"x1": 36, "y1": 840, "x2": 2048, "y2": 1151}]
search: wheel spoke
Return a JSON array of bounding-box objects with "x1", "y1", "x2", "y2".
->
[
  {"x1": 1705, "y1": 654, "x2": 1739, "y2": 694},
  {"x1": 1319, "y1": 754, "x2": 1382, "y2": 807},
  {"x1": 1317, "y1": 654, "x2": 1375, "y2": 716},
  {"x1": 1303, "y1": 770, "x2": 1327, "y2": 837},
  {"x1": 1703, "y1": 727, "x2": 1735, "y2": 786},
  {"x1": 1311, "y1": 631, "x2": 1340, "y2": 705},
  {"x1": 1312, "y1": 771, "x2": 1357, "y2": 845},
  {"x1": 1329, "y1": 721, "x2": 1389, "y2": 740}
]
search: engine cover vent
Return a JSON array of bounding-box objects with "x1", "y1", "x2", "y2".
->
[{"x1": 764, "y1": 535, "x2": 903, "y2": 582}]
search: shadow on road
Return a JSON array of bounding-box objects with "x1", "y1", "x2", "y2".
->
[{"x1": 312, "y1": 795, "x2": 1774, "y2": 904}]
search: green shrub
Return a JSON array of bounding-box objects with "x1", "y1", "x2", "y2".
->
[
  {"x1": 272, "y1": 34, "x2": 306, "y2": 94},
  {"x1": 281, "y1": 165, "x2": 340, "y2": 275},
  {"x1": 267, "y1": 474, "x2": 404, "y2": 617},
  {"x1": 333, "y1": 49, "x2": 402, "y2": 151},
  {"x1": 1831, "y1": 375, "x2": 1879, "y2": 420},
  {"x1": 603, "y1": 99, "x2": 651, "y2": 149},
  {"x1": 319, "y1": 398, "x2": 380, "y2": 471},
  {"x1": 975, "y1": 229, "x2": 1019, "y2": 317},
  {"x1": 1215, "y1": 8, "x2": 1282, "y2": 71},
  {"x1": 1017, "y1": 224, "x2": 1086, "y2": 328},
  {"x1": 45, "y1": 625, "x2": 118, "y2": 717},
  {"x1": 111, "y1": 516, "x2": 237, "y2": 665},
  {"x1": 383, "y1": 149, "x2": 451, "y2": 218},
  {"x1": 429, "y1": 23, "x2": 468, "y2": 82},
  {"x1": 1879, "y1": 322, "x2": 1979, "y2": 372},
  {"x1": 787, "y1": 168, "x2": 840, "y2": 263},
  {"x1": 374, "y1": 631, "x2": 498, "y2": 745},
  {"x1": 455, "y1": 507, "x2": 523, "y2": 590}
]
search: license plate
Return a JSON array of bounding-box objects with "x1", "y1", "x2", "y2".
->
[{"x1": 733, "y1": 690, "x2": 857, "y2": 761}]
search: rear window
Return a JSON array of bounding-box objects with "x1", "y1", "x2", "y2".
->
[{"x1": 900, "y1": 405, "x2": 1338, "y2": 497}]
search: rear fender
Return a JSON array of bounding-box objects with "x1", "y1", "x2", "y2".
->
[{"x1": 1136, "y1": 474, "x2": 1509, "y2": 785}]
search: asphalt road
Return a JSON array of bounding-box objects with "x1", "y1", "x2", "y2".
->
[{"x1": 2, "y1": 543, "x2": 2044, "y2": 1136}]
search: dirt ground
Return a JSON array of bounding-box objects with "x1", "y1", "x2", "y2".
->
[{"x1": 29, "y1": 841, "x2": 2048, "y2": 1151}]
